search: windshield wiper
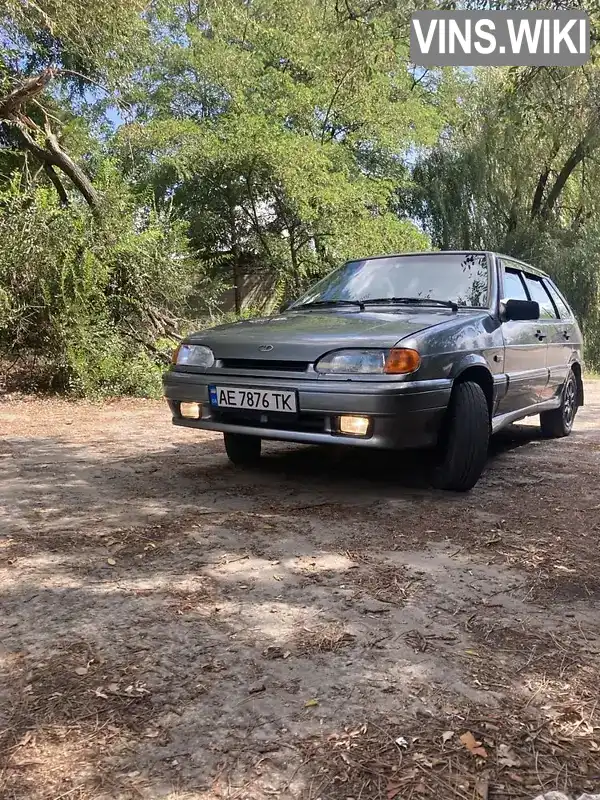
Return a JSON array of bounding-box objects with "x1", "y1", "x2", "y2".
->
[
  {"x1": 292, "y1": 299, "x2": 366, "y2": 311},
  {"x1": 362, "y1": 297, "x2": 458, "y2": 312}
]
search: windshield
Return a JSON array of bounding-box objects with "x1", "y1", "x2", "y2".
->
[{"x1": 291, "y1": 253, "x2": 490, "y2": 309}]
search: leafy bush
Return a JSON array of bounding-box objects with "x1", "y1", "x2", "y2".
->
[{"x1": 0, "y1": 180, "x2": 194, "y2": 397}]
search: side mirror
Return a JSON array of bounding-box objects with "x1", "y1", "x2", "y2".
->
[{"x1": 502, "y1": 298, "x2": 540, "y2": 321}]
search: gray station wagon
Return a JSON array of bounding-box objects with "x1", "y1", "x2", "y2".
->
[{"x1": 163, "y1": 251, "x2": 583, "y2": 491}]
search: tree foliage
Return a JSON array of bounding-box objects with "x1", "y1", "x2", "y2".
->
[
  {"x1": 406, "y1": 61, "x2": 600, "y2": 363},
  {"x1": 117, "y1": 0, "x2": 446, "y2": 307},
  {"x1": 4, "y1": 0, "x2": 600, "y2": 394},
  {"x1": 0, "y1": 175, "x2": 193, "y2": 395}
]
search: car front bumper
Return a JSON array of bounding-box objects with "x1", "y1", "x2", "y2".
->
[{"x1": 163, "y1": 370, "x2": 451, "y2": 450}]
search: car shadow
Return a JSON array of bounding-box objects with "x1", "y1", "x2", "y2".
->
[
  {"x1": 488, "y1": 421, "x2": 543, "y2": 457},
  {"x1": 233, "y1": 420, "x2": 549, "y2": 488}
]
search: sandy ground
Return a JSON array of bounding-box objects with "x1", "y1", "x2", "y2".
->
[{"x1": 1, "y1": 384, "x2": 600, "y2": 800}]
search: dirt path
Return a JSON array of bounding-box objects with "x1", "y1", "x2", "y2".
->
[{"x1": 2, "y1": 385, "x2": 600, "y2": 800}]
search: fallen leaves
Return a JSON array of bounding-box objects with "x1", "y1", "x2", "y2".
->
[
  {"x1": 387, "y1": 780, "x2": 402, "y2": 800},
  {"x1": 475, "y1": 774, "x2": 489, "y2": 799},
  {"x1": 412, "y1": 752, "x2": 434, "y2": 768},
  {"x1": 92, "y1": 682, "x2": 150, "y2": 699},
  {"x1": 497, "y1": 743, "x2": 521, "y2": 767},
  {"x1": 460, "y1": 731, "x2": 488, "y2": 758},
  {"x1": 262, "y1": 645, "x2": 291, "y2": 659},
  {"x1": 305, "y1": 698, "x2": 319, "y2": 708}
]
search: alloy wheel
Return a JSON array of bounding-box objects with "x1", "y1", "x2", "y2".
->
[{"x1": 563, "y1": 376, "x2": 577, "y2": 430}]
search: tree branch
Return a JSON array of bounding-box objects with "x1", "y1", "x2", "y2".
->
[
  {"x1": 43, "y1": 123, "x2": 101, "y2": 210},
  {"x1": 0, "y1": 68, "x2": 57, "y2": 119},
  {"x1": 1, "y1": 69, "x2": 102, "y2": 213},
  {"x1": 43, "y1": 163, "x2": 69, "y2": 205},
  {"x1": 11, "y1": 119, "x2": 101, "y2": 213},
  {"x1": 530, "y1": 168, "x2": 550, "y2": 220},
  {"x1": 542, "y1": 129, "x2": 598, "y2": 218},
  {"x1": 320, "y1": 66, "x2": 353, "y2": 144}
]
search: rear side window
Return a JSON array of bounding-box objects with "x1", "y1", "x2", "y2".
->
[
  {"x1": 523, "y1": 275, "x2": 558, "y2": 319},
  {"x1": 544, "y1": 280, "x2": 572, "y2": 319},
  {"x1": 503, "y1": 268, "x2": 528, "y2": 301}
]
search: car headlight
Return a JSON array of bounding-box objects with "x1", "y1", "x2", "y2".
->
[
  {"x1": 315, "y1": 348, "x2": 420, "y2": 375},
  {"x1": 172, "y1": 344, "x2": 215, "y2": 369}
]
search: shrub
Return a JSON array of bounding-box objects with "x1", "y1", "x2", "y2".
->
[{"x1": 0, "y1": 180, "x2": 193, "y2": 397}]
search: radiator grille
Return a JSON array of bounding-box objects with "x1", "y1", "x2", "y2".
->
[{"x1": 219, "y1": 358, "x2": 309, "y2": 372}]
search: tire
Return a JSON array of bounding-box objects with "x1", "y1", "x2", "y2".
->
[
  {"x1": 540, "y1": 369, "x2": 578, "y2": 438},
  {"x1": 224, "y1": 432, "x2": 262, "y2": 466},
  {"x1": 430, "y1": 381, "x2": 490, "y2": 492}
]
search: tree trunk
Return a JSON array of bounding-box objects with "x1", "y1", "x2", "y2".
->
[
  {"x1": 289, "y1": 232, "x2": 300, "y2": 297},
  {"x1": 232, "y1": 252, "x2": 241, "y2": 314},
  {"x1": 530, "y1": 140, "x2": 562, "y2": 220},
  {"x1": 530, "y1": 169, "x2": 550, "y2": 220},
  {"x1": 227, "y1": 193, "x2": 242, "y2": 315},
  {"x1": 541, "y1": 130, "x2": 597, "y2": 219}
]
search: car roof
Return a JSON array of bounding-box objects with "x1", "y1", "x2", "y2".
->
[
  {"x1": 350, "y1": 250, "x2": 491, "y2": 260},
  {"x1": 349, "y1": 250, "x2": 549, "y2": 278},
  {"x1": 493, "y1": 253, "x2": 549, "y2": 278}
]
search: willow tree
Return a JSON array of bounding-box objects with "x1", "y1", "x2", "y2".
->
[{"x1": 407, "y1": 62, "x2": 600, "y2": 365}]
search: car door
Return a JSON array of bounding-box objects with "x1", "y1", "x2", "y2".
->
[
  {"x1": 496, "y1": 262, "x2": 548, "y2": 414},
  {"x1": 542, "y1": 278, "x2": 577, "y2": 401},
  {"x1": 521, "y1": 273, "x2": 558, "y2": 402}
]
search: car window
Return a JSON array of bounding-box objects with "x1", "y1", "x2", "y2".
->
[
  {"x1": 503, "y1": 268, "x2": 529, "y2": 301},
  {"x1": 523, "y1": 275, "x2": 558, "y2": 319},
  {"x1": 544, "y1": 280, "x2": 572, "y2": 319},
  {"x1": 291, "y1": 252, "x2": 490, "y2": 308}
]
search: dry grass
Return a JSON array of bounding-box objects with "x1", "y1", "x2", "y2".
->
[
  {"x1": 292, "y1": 621, "x2": 357, "y2": 655},
  {"x1": 4, "y1": 391, "x2": 600, "y2": 799},
  {"x1": 299, "y1": 707, "x2": 600, "y2": 800},
  {"x1": 348, "y1": 556, "x2": 422, "y2": 605},
  {"x1": 0, "y1": 642, "x2": 154, "y2": 800}
]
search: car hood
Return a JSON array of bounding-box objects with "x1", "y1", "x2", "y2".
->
[{"x1": 188, "y1": 308, "x2": 485, "y2": 363}]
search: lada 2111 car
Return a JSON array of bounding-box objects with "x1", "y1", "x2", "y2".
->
[{"x1": 163, "y1": 251, "x2": 583, "y2": 491}]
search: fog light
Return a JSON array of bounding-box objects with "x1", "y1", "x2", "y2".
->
[
  {"x1": 339, "y1": 415, "x2": 370, "y2": 436},
  {"x1": 180, "y1": 402, "x2": 202, "y2": 419}
]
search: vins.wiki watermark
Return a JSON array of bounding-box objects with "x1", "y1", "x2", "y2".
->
[{"x1": 410, "y1": 10, "x2": 590, "y2": 67}]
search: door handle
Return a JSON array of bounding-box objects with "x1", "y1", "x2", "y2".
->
[
  {"x1": 535, "y1": 330, "x2": 547, "y2": 340},
  {"x1": 562, "y1": 330, "x2": 570, "y2": 340}
]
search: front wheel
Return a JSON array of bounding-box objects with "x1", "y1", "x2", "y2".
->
[
  {"x1": 430, "y1": 381, "x2": 490, "y2": 492},
  {"x1": 540, "y1": 370, "x2": 578, "y2": 438},
  {"x1": 224, "y1": 432, "x2": 262, "y2": 466}
]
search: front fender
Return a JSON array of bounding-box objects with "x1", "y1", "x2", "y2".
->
[{"x1": 448, "y1": 353, "x2": 493, "y2": 380}]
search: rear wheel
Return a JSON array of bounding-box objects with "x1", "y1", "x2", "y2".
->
[
  {"x1": 430, "y1": 381, "x2": 490, "y2": 492},
  {"x1": 540, "y1": 369, "x2": 578, "y2": 438},
  {"x1": 224, "y1": 432, "x2": 262, "y2": 466}
]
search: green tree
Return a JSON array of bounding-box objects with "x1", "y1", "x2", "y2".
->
[
  {"x1": 0, "y1": 0, "x2": 147, "y2": 209},
  {"x1": 406, "y1": 63, "x2": 600, "y2": 365},
  {"x1": 117, "y1": 0, "x2": 452, "y2": 309},
  {"x1": 0, "y1": 0, "x2": 197, "y2": 395}
]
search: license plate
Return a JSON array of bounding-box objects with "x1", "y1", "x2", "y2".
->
[{"x1": 209, "y1": 386, "x2": 297, "y2": 413}]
